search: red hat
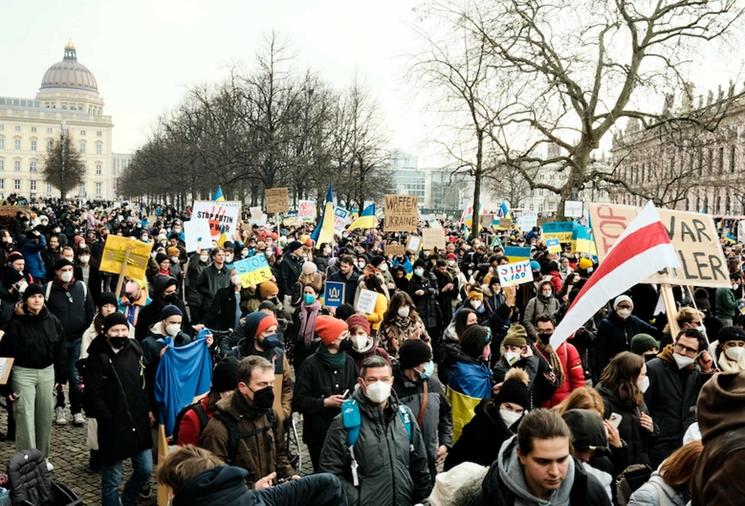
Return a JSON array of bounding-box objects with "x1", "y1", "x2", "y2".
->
[
  {"x1": 346, "y1": 314, "x2": 371, "y2": 334},
  {"x1": 446, "y1": 253, "x2": 457, "y2": 260},
  {"x1": 255, "y1": 314, "x2": 278, "y2": 337},
  {"x1": 316, "y1": 315, "x2": 348, "y2": 346},
  {"x1": 7, "y1": 251, "x2": 23, "y2": 264}
]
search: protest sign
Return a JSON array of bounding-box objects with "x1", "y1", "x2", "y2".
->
[
  {"x1": 384, "y1": 195, "x2": 419, "y2": 232},
  {"x1": 265, "y1": 187, "x2": 289, "y2": 214},
  {"x1": 191, "y1": 200, "x2": 242, "y2": 243},
  {"x1": 0, "y1": 357, "x2": 14, "y2": 385},
  {"x1": 298, "y1": 200, "x2": 316, "y2": 222},
  {"x1": 545, "y1": 238, "x2": 562, "y2": 254},
  {"x1": 356, "y1": 288, "x2": 378, "y2": 314},
  {"x1": 183, "y1": 219, "x2": 212, "y2": 253},
  {"x1": 422, "y1": 227, "x2": 446, "y2": 250},
  {"x1": 497, "y1": 260, "x2": 534, "y2": 288},
  {"x1": 572, "y1": 225, "x2": 596, "y2": 255},
  {"x1": 480, "y1": 214, "x2": 494, "y2": 229},
  {"x1": 249, "y1": 206, "x2": 268, "y2": 226},
  {"x1": 100, "y1": 235, "x2": 153, "y2": 295},
  {"x1": 334, "y1": 207, "x2": 351, "y2": 232},
  {"x1": 385, "y1": 244, "x2": 406, "y2": 257},
  {"x1": 517, "y1": 213, "x2": 538, "y2": 232},
  {"x1": 739, "y1": 221, "x2": 745, "y2": 243},
  {"x1": 504, "y1": 246, "x2": 531, "y2": 262},
  {"x1": 564, "y1": 200, "x2": 583, "y2": 218},
  {"x1": 232, "y1": 254, "x2": 274, "y2": 288},
  {"x1": 542, "y1": 221, "x2": 575, "y2": 242},
  {"x1": 324, "y1": 281, "x2": 345, "y2": 308},
  {"x1": 589, "y1": 203, "x2": 728, "y2": 288},
  {"x1": 406, "y1": 235, "x2": 422, "y2": 253}
]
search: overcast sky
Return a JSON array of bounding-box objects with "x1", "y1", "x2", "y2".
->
[{"x1": 2, "y1": 0, "x2": 743, "y2": 165}]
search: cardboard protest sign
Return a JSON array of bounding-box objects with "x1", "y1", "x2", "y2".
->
[
  {"x1": 356, "y1": 288, "x2": 378, "y2": 314},
  {"x1": 324, "y1": 281, "x2": 345, "y2": 308},
  {"x1": 422, "y1": 227, "x2": 446, "y2": 250},
  {"x1": 100, "y1": 235, "x2": 152, "y2": 281},
  {"x1": 497, "y1": 260, "x2": 534, "y2": 288},
  {"x1": 265, "y1": 187, "x2": 290, "y2": 214},
  {"x1": 406, "y1": 235, "x2": 422, "y2": 253},
  {"x1": 545, "y1": 238, "x2": 562, "y2": 254},
  {"x1": 384, "y1": 195, "x2": 419, "y2": 232},
  {"x1": 517, "y1": 213, "x2": 538, "y2": 232},
  {"x1": 589, "y1": 203, "x2": 728, "y2": 288},
  {"x1": 249, "y1": 207, "x2": 268, "y2": 226},
  {"x1": 191, "y1": 200, "x2": 242, "y2": 243},
  {"x1": 385, "y1": 244, "x2": 406, "y2": 257},
  {"x1": 183, "y1": 219, "x2": 213, "y2": 253},
  {"x1": 564, "y1": 200, "x2": 583, "y2": 218},
  {"x1": 504, "y1": 246, "x2": 531, "y2": 262},
  {"x1": 298, "y1": 200, "x2": 316, "y2": 222},
  {"x1": 232, "y1": 254, "x2": 274, "y2": 288},
  {"x1": 480, "y1": 214, "x2": 494, "y2": 229},
  {"x1": 542, "y1": 221, "x2": 575, "y2": 242}
]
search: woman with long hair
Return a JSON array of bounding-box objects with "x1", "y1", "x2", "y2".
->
[
  {"x1": 359, "y1": 271, "x2": 388, "y2": 336},
  {"x1": 378, "y1": 291, "x2": 429, "y2": 354},
  {"x1": 596, "y1": 351, "x2": 658, "y2": 475},
  {"x1": 629, "y1": 440, "x2": 703, "y2": 505}
]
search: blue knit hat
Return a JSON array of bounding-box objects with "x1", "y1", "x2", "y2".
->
[{"x1": 159, "y1": 304, "x2": 183, "y2": 320}]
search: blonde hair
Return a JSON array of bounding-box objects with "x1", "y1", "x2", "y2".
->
[
  {"x1": 553, "y1": 386, "x2": 605, "y2": 418},
  {"x1": 157, "y1": 445, "x2": 223, "y2": 493}
]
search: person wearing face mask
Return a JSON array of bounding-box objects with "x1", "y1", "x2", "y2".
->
[
  {"x1": 185, "y1": 248, "x2": 210, "y2": 324},
  {"x1": 346, "y1": 314, "x2": 391, "y2": 369},
  {"x1": 522, "y1": 279, "x2": 561, "y2": 341},
  {"x1": 196, "y1": 248, "x2": 230, "y2": 323},
  {"x1": 596, "y1": 351, "x2": 656, "y2": 476},
  {"x1": 20, "y1": 228, "x2": 47, "y2": 283},
  {"x1": 644, "y1": 328, "x2": 714, "y2": 468},
  {"x1": 379, "y1": 291, "x2": 430, "y2": 355},
  {"x1": 292, "y1": 261, "x2": 325, "y2": 308},
  {"x1": 314, "y1": 242, "x2": 332, "y2": 274},
  {"x1": 293, "y1": 316, "x2": 357, "y2": 472},
  {"x1": 408, "y1": 259, "x2": 441, "y2": 346},
  {"x1": 715, "y1": 272, "x2": 740, "y2": 327},
  {"x1": 320, "y1": 355, "x2": 432, "y2": 505},
  {"x1": 277, "y1": 241, "x2": 306, "y2": 305},
  {"x1": 533, "y1": 315, "x2": 584, "y2": 408},
  {"x1": 0, "y1": 267, "x2": 26, "y2": 332},
  {"x1": 231, "y1": 311, "x2": 293, "y2": 443},
  {"x1": 201, "y1": 356, "x2": 299, "y2": 489},
  {"x1": 118, "y1": 277, "x2": 151, "y2": 327},
  {"x1": 293, "y1": 280, "x2": 325, "y2": 369},
  {"x1": 394, "y1": 339, "x2": 452, "y2": 481},
  {"x1": 445, "y1": 367, "x2": 529, "y2": 471},
  {"x1": 44, "y1": 258, "x2": 95, "y2": 427},
  {"x1": 447, "y1": 325, "x2": 494, "y2": 442},
  {"x1": 713, "y1": 326, "x2": 745, "y2": 373},
  {"x1": 83, "y1": 311, "x2": 153, "y2": 506},
  {"x1": 136, "y1": 276, "x2": 192, "y2": 340},
  {"x1": 205, "y1": 270, "x2": 244, "y2": 332},
  {"x1": 630, "y1": 333, "x2": 660, "y2": 362},
  {"x1": 166, "y1": 246, "x2": 183, "y2": 280},
  {"x1": 596, "y1": 295, "x2": 659, "y2": 375}
]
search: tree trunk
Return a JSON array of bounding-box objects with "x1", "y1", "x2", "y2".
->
[{"x1": 471, "y1": 131, "x2": 484, "y2": 237}]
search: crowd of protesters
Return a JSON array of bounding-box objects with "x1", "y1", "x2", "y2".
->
[{"x1": 0, "y1": 197, "x2": 742, "y2": 505}]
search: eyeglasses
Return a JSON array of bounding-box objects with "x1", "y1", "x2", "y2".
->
[{"x1": 674, "y1": 342, "x2": 699, "y2": 356}]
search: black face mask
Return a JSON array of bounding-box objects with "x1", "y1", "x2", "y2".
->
[
  {"x1": 339, "y1": 339, "x2": 353, "y2": 353},
  {"x1": 162, "y1": 293, "x2": 178, "y2": 304},
  {"x1": 537, "y1": 332, "x2": 552, "y2": 345},
  {"x1": 109, "y1": 336, "x2": 127, "y2": 349},
  {"x1": 643, "y1": 353, "x2": 656, "y2": 362},
  {"x1": 260, "y1": 334, "x2": 282, "y2": 350},
  {"x1": 251, "y1": 386, "x2": 275, "y2": 410}
]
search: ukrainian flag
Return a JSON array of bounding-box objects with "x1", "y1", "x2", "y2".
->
[
  {"x1": 212, "y1": 186, "x2": 225, "y2": 202},
  {"x1": 348, "y1": 204, "x2": 377, "y2": 230},
  {"x1": 311, "y1": 185, "x2": 336, "y2": 245},
  {"x1": 447, "y1": 361, "x2": 493, "y2": 443},
  {"x1": 724, "y1": 234, "x2": 737, "y2": 245}
]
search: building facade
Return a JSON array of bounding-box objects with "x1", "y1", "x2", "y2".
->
[{"x1": 0, "y1": 43, "x2": 116, "y2": 200}]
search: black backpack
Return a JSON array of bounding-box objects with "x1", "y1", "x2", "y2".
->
[
  {"x1": 171, "y1": 401, "x2": 209, "y2": 445},
  {"x1": 212, "y1": 410, "x2": 276, "y2": 472}
]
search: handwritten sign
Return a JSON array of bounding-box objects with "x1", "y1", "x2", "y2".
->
[
  {"x1": 422, "y1": 227, "x2": 446, "y2": 250},
  {"x1": 232, "y1": 254, "x2": 274, "y2": 288},
  {"x1": 564, "y1": 200, "x2": 583, "y2": 218},
  {"x1": 265, "y1": 187, "x2": 289, "y2": 214},
  {"x1": 497, "y1": 260, "x2": 535, "y2": 288},
  {"x1": 99, "y1": 235, "x2": 152, "y2": 280},
  {"x1": 385, "y1": 244, "x2": 406, "y2": 257},
  {"x1": 542, "y1": 221, "x2": 575, "y2": 242},
  {"x1": 356, "y1": 288, "x2": 378, "y2": 314},
  {"x1": 191, "y1": 200, "x2": 242, "y2": 243},
  {"x1": 298, "y1": 200, "x2": 316, "y2": 222},
  {"x1": 384, "y1": 195, "x2": 419, "y2": 232},
  {"x1": 545, "y1": 238, "x2": 561, "y2": 254},
  {"x1": 324, "y1": 281, "x2": 345, "y2": 308},
  {"x1": 589, "y1": 203, "x2": 728, "y2": 288},
  {"x1": 406, "y1": 235, "x2": 422, "y2": 253}
]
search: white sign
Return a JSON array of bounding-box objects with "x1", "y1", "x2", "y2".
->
[
  {"x1": 356, "y1": 288, "x2": 378, "y2": 315},
  {"x1": 334, "y1": 207, "x2": 351, "y2": 232},
  {"x1": 517, "y1": 214, "x2": 537, "y2": 232},
  {"x1": 190, "y1": 201, "x2": 242, "y2": 244},
  {"x1": 249, "y1": 206, "x2": 268, "y2": 226},
  {"x1": 406, "y1": 235, "x2": 421, "y2": 253},
  {"x1": 738, "y1": 220, "x2": 745, "y2": 243},
  {"x1": 564, "y1": 200, "x2": 583, "y2": 218},
  {"x1": 184, "y1": 219, "x2": 215, "y2": 253},
  {"x1": 497, "y1": 260, "x2": 535, "y2": 288},
  {"x1": 298, "y1": 200, "x2": 316, "y2": 222}
]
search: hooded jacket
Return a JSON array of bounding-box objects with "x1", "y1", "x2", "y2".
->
[
  {"x1": 172, "y1": 466, "x2": 260, "y2": 506},
  {"x1": 691, "y1": 372, "x2": 745, "y2": 505},
  {"x1": 596, "y1": 312, "x2": 658, "y2": 373},
  {"x1": 469, "y1": 436, "x2": 610, "y2": 506},
  {"x1": 522, "y1": 281, "x2": 560, "y2": 339},
  {"x1": 628, "y1": 471, "x2": 688, "y2": 506}
]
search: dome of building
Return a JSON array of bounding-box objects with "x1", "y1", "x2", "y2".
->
[{"x1": 39, "y1": 43, "x2": 98, "y2": 94}]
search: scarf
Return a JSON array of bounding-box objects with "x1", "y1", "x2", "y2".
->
[
  {"x1": 317, "y1": 344, "x2": 348, "y2": 370},
  {"x1": 298, "y1": 301, "x2": 321, "y2": 346},
  {"x1": 718, "y1": 349, "x2": 745, "y2": 373},
  {"x1": 536, "y1": 341, "x2": 565, "y2": 387}
]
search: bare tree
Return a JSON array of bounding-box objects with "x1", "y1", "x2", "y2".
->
[{"x1": 43, "y1": 133, "x2": 86, "y2": 200}]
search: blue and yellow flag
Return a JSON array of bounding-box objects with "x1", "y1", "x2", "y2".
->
[
  {"x1": 348, "y1": 204, "x2": 377, "y2": 230},
  {"x1": 212, "y1": 185, "x2": 225, "y2": 202},
  {"x1": 311, "y1": 185, "x2": 336, "y2": 245}
]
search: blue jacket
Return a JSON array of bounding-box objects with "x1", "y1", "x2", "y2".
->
[{"x1": 21, "y1": 235, "x2": 46, "y2": 280}]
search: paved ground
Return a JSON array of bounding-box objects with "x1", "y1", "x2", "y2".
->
[{"x1": 0, "y1": 404, "x2": 312, "y2": 505}]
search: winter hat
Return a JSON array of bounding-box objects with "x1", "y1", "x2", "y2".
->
[
  {"x1": 446, "y1": 253, "x2": 458, "y2": 261},
  {"x1": 301, "y1": 261, "x2": 317, "y2": 275},
  {"x1": 2, "y1": 267, "x2": 23, "y2": 288},
  {"x1": 335, "y1": 303, "x2": 356, "y2": 322},
  {"x1": 717, "y1": 326, "x2": 745, "y2": 345},
  {"x1": 102, "y1": 311, "x2": 129, "y2": 334},
  {"x1": 503, "y1": 324, "x2": 528, "y2": 348},
  {"x1": 97, "y1": 292, "x2": 118, "y2": 309},
  {"x1": 426, "y1": 462, "x2": 489, "y2": 506},
  {"x1": 159, "y1": 304, "x2": 183, "y2": 321},
  {"x1": 497, "y1": 368, "x2": 530, "y2": 409},
  {"x1": 530, "y1": 260, "x2": 541, "y2": 272},
  {"x1": 613, "y1": 295, "x2": 633, "y2": 309},
  {"x1": 166, "y1": 246, "x2": 180, "y2": 257},
  {"x1": 22, "y1": 282, "x2": 45, "y2": 302},
  {"x1": 315, "y1": 315, "x2": 348, "y2": 346},
  {"x1": 346, "y1": 314, "x2": 371, "y2": 335},
  {"x1": 155, "y1": 253, "x2": 169, "y2": 265},
  {"x1": 562, "y1": 409, "x2": 608, "y2": 451},
  {"x1": 212, "y1": 358, "x2": 239, "y2": 393},
  {"x1": 286, "y1": 240, "x2": 303, "y2": 254},
  {"x1": 369, "y1": 256, "x2": 386, "y2": 269},
  {"x1": 54, "y1": 258, "x2": 74, "y2": 271},
  {"x1": 460, "y1": 325, "x2": 490, "y2": 359},
  {"x1": 398, "y1": 339, "x2": 433, "y2": 370},
  {"x1": 697, "y1": 372, "x2": 745, "y2": 443},
  {"x1": 578, "y1": 258, "x2": 593, "y2": 270},
  {"x1": 467, "y1": 288, "x2": 484, "y2": 301},
  {"x1": 630, "y1": 334, "x2": 659, "y2": 355},
  {"x1": 257, "y1": 281, "x2": 279, "y2": 299},
  {"x1": 7, "y1": 251, "x2": 24, "y2": 264}
]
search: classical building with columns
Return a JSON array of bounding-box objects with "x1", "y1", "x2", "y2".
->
[{"x1": 0, "y1": 42, "x2": 118, "y2": 200}]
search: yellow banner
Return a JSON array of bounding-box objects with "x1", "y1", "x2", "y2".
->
[{"x1": 99, "y1": 235, "x2": 152, "y2": 280}]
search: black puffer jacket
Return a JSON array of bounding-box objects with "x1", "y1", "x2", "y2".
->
[
  {"x1": 45, "y1": 279, "x2": 95, "y2": 340},
  {"x1": 596, "y1": 312, "x2": 657, "y2": 373},
  {"x1": 444, "y1": 398, "x2": 515, "y2": 470}
]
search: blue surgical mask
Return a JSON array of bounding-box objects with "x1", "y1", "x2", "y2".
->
[
  {"x1": 419, "y1": 361, "x2": 435, "y2": 380},
  {"x1": 303, "y1": 293, "x2": 316, "y2": 305},
  {"x1": 260, "y1": 333, "x2": 282, "y2": 350}
]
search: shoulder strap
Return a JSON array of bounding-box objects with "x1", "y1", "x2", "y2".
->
[
  {"x1": 45, "y1": 281, "x2": 52, "y2": 301},
  {"x1": 213, "y1": 411, "x2": 240, "y2": 465},
  {"x1": 193, "y1": 402, "x2": 209, "y2": 431},
  {"x1": 397, "y1": 404, "x2": 415, "y2": 447},
  {"x1": 416, "y1": 381, "x2": 429, "y2": 429},
  {"x1": 569, "y1": 461, "x2": 588, "y2": 505},
  {"x1": 79, "y1": 279, "x2": 87, "y2": 300}
]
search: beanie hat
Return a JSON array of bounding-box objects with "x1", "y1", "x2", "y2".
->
[
  {"x1": 255, "y1": 313, "x2": 278, "y2": 338},
  {"x1": 54, "y1": 258, "x2": 74, "y2": 271},
  {"x1": 697, "y1": 372, "x2": 745, "y2": 443},
  {"x1": 613, "y1": 295, "x2": 633, "y2": 309},
  {"x1": 7, "y1": 251, "x2": 24, "y2": 264},
  {"x1": 562, "y1": 409, "x2": 608, "y2": 451},
  {"x1": 467, "y1": 288, "x2": 484, "y2": 301},
  {"x1": 370, "y1": 256, "x2": 386, "y2": 269},
  {"x1": 718, "y1": 326, "x2": 745, "y2": 345},
  {"x1": 212, "y1": 358, "x2": 239, "y2": 393},
  {"x1": 242, "y1": 311, "x2": 278, "y2": 341},
  {"x1": 159, "y1": 304, "x2": 183, "y2": 321},
  {"x1": 335, "y1": 303, "x2": 356, "y2": 322},
  {"x1": 503, "y1": 324, "x2": 528, "y2": 348},
  {"x1": 398, "y1": 339, "x2": 432, "y2": 370},
  {"x1": 530, "y1": 261, "x2": 541, "y2": 272},
  {"x1": 578, "y1": 258, "x2": 593, "y2": 270},
  {"x1": 155, "y1": 253, "x2": 169, "y2": 265},
  {"x1": 286, "y1": 240, "x2": 303, "y2": 254},
  {"x1": 460, "y1": 325, "x2": 490, "y2": 359},
  {"x1": 102, "y1": 311, "x2": 129, "y2": 334},
  {"x1": 630, "y1": 333, "x2": 659, "y2": 355},
  {"x1": 2, "y1": 267, "x2": 23, "y2": 289},
  {"x1": 316, "y1": 315, "x2": 348, "y2": 346},
  {"x1": 346, "y1": 314, "x2": 371, "y2": 335},
  {"x1": 22, "y1": 282, "x2": 45, "y2": 302},
  {"x1": 497, "y1": 368, "x2": 530, "y2": 409},
  {"x1": 97, "y1": 292, "x2": 118, "y2": 309},
  {"x1": 258, "y1": 281, "x2": 279, "y2": 299},
  {"x1": 301, "y1": 261, "x2": 317, "y2": 275},
  {"x1": 166, "y1": 246, "x2": 180, "y2": 257}
]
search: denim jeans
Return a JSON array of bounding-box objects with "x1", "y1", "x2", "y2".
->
[
  {"x1": 101, "y1": 449, "x2": 153, "y2": 506},
  {"x1": 56, "y1": 339, "x2": 82, "y2": 414}
]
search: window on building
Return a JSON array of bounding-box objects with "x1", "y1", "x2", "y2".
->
[
  {"x1": 731, "y1": 145, "x2": 736, "y2": 173},
  {"x1": 95, "y1": 163, "x2": 102, "y2": 175},
  {"x1": 46, "y1": 183, "x2": 52, "y2": 194},
  {"x1": 0, "y1": 180, "x2": 5, "y2": 189},
  {"x1": 13, "y1": 180, "x2": 20, "y2": 191},
  {"x1": 47, "y1": 127, "x2": 52, "y2": 134},
  {"x1": 30, "y1": 180, "x2": 36, "y2": 192},
  {"x1": 14, "y1": 138, "x2": 21, "y2": 151},
  {"x1": 29, "y1": 161, "x2": 37, "y2": 173},
  {"x1": 14, "y1": 126, "x2": 20, "y2": 133},
  {"x1": 47, "y1": 139, "x2": 53, "y2": 151},
  {"x1": 78, "y1": 183, "x2": 85, "y2": 196},
  {"x1": 79, "y1": 141, "x2": 86, "y2": 154},
  {"x1": 0, "y1": 136, "x2": 4, "y2": 149},
  {"x1": 719, "y1": 147, "x2": 724, "y2": 173},
  {"x1": 708, "y1": 148, "x2": 714, "y2": 174},
  {"x1": 726, "y1": 194, "x2": 731, "y2": 214},
  {"x1": 95, "y1": 182, "x2": 102, "y2": 196},
  {"x1": 13, "y1": 161, "x2": 20, "y2": 172},
  {"x1": 30, "y1": 127, "x2": 36, "y2": 133},
  {"x1": 0, "y1": 125, "x2": 3, "y2": 131},
  {"x1": 80, "y1": 130, "x2": 86, "y2": 136},
  {"x1": 96, "y1": 131, "x2": 102, "y2": 137},
  {"x1": 96, "y1": 142, "x2": 102, "y2": 155},
  {"x1": 697, "y1": 148, "x2": 703, "y2": 176},
  {"x1": 30, "y1": 139, "x2": 36, "y2": 151},
  {"x1": 0, "y1": 159, "x2": 3, "y2": 171}
]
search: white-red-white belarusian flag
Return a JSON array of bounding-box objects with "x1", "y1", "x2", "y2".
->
[{"x1": 550, "y1": 201, "x2": 679, "y2": 349}]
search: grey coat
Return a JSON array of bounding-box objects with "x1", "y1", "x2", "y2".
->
[
  {"x1": 319, "y1": 389, "x2": 432, "y2": 506},
  {"x1": 628, "y1": 472, "x2": 688, "y2": 506}
]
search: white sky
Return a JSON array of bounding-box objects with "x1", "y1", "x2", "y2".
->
[{"x1": 1, "y1": 0, "x2": 743, "y2": 165}]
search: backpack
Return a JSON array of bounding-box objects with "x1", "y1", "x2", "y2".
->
[
  {"x1": 171, "y1": 401, "x2": 209, "y2": 445},
  {"x1": 212, "y1": 410, "x2": 277, "y2": 472},
  {"x1": 340, "y1": 397, "x2": 415, "y2": 487},
  {"x1": 45, "y1": 279, "x2": 87, "y2": 302},
  {"x1": 613, "y1": 464, "x2": 652, "y2": 506}
]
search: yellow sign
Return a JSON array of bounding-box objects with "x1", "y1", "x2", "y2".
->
[
  {"x1": 99, "y1": 235, "x2": 152, "y2": 280},
  {"x1": 233, "y1": 255, "x2": 274, "y2": 288}
]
